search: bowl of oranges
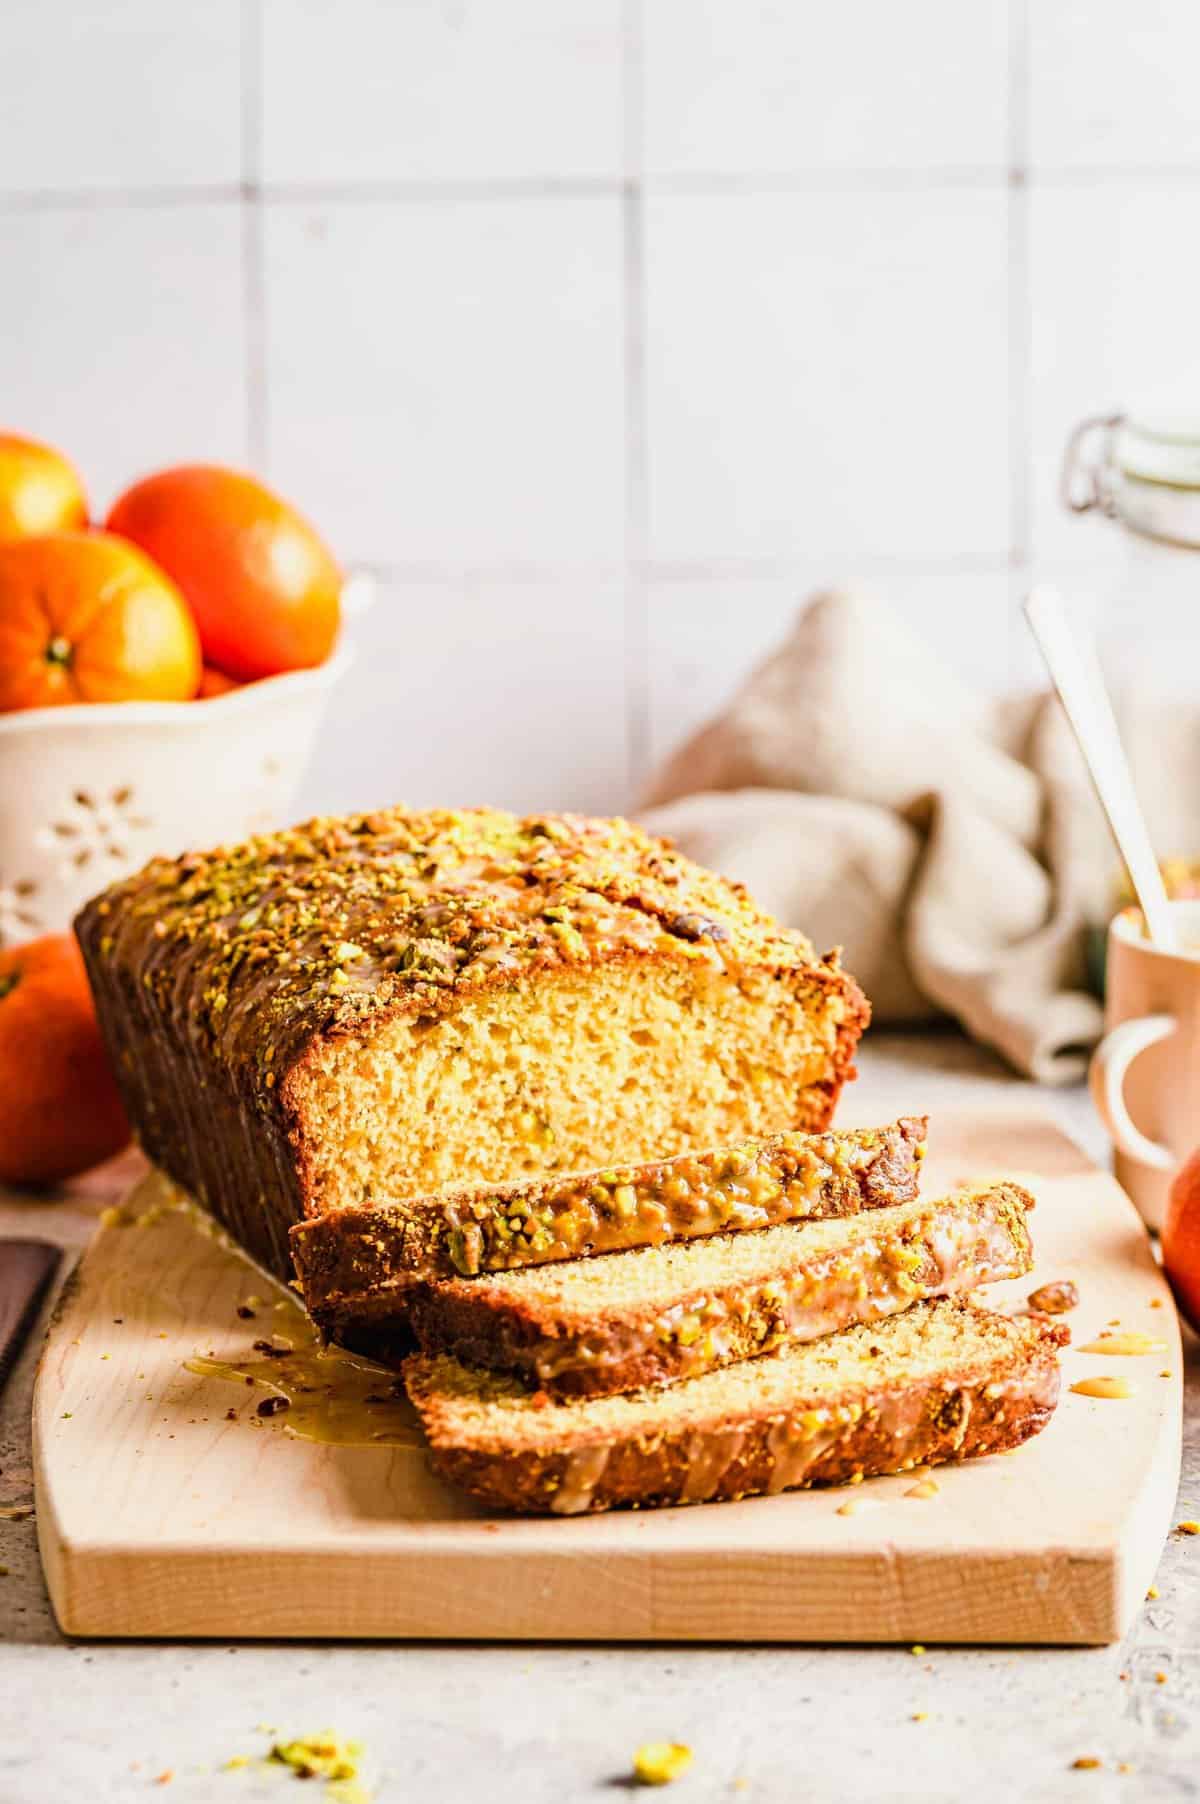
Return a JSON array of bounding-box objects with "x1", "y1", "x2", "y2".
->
[{"x1": 0, "y1": 433, "x2": 363, "y2": 945}]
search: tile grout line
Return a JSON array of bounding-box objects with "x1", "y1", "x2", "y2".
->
[
  {"x1": 348, "y1": 553, "x2": 1018, "y2": 587},
  {"x1": 621, "y1": 0, "x2": 650, "y2": 802},
  {"x1": 1006, "y1": 0, "x2": 1033, "y2": 681},
  {"x1": 2, "y1": 167, "x2": 1199, "y2": 217},
  {"x1": 241, "y1": 0, "x2": 268, "y2": 471}
]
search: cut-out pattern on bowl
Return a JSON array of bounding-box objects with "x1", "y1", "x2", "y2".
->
[
  {"x1": 0, "y1": 876, "x2": 41, "y2": 947},
  {"x1": 0, "y1": 636, "x2": 357, "y2": 942},
  {"x1": 36, "y1": 786, "x2": 155, "y2": 879}
]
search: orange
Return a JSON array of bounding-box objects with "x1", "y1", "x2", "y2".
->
[
  {"x1": 106, "y1": 465, "x2": 341, "y2": 681},
  {"x1": 0, "y1": 934, "x2": 130, "y2": 1185},
  {"x1": 0, "y1": 531, "x2": 201, "y2": 711},
  {"x1": 0, "y1": 433, "x2": 88, "y2": 541},
  {"x1": 1164, "y1": 1146, "x2": 1200, "y2": 1333},
  {"x1": 198, "y1": 664, "x2": 243, "y2": 698}
]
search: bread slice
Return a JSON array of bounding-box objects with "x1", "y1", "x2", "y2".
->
[
  {"x1": 404, "y1": 1299, "x2": 1067, "y2": 1516},
  {"x1": 291, "y1": 1116, "x2": 928, "y2": 1335},
  {"x1": 76, "y1": 807, "x2": 868, "y2": 1276},
  {"x1": 403, "y1": 1182, "x2": 1034, "y2": 1399}
]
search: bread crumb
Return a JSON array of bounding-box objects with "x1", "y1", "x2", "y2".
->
[
  {"x1": 1149, "y1": 1298, "x2": 1163, "y2": 1307},
  {"x1": 1146, "y1": 1586, "x2": 1159, "y2": 1599},
  {"x1": 1177, "y1": 1520, "x2": 1199, "y2": 1535},
  {"x1": 153, "y1": 1773, "x2": 173, "y2": 1786},
  {"x1": 911, "y1": 1712, "x2": 928, "y2": 1722},
  {"x1": 1071, "y1": 1757, "x2": 1101, "y2": 1770},
  {"x1": 633, "y1": 1743, "x2": 693, "y2": 1786},
  {"x1": 1155, "y1": 1672, "x2": 1168, "y2": 1685}
]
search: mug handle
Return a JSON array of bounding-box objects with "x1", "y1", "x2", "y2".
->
[{"x1": 1089, "y1": 1014, "x2": 1177, "y2": 1171}]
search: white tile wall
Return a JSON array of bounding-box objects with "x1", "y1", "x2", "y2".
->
[
  {"x1": 644, "y1": 0, "x2": 1009, "y2": 177},
  {"x1": 1029, "y1": 1, "x2": 1200, "y2": 170},
  {"x1": 0, "y1": 0, "x2": 241, "y2": 195},
  {"x1": 261, "y1": 0, "x2": 625, "y2": 185},
  {"x1": 1, "y1": 1, "x2": 1198, "y2": 815},
  {"x1": 644, "y1": 188, "x2": 1011, "y2": 565},
  {"x1": 303, "y1": 577, "x2": 629, "y2": 819},
  {"x1": 263, "y1": 195, "x2": 626, "y2": 565},
  {"x1": 0, "y1": 206, "x2": 248, "y2": 510}
]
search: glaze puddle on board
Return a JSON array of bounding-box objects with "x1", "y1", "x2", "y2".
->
[{"x1": 99, "y1": 1177, "x2": 424, "y2": 1450}]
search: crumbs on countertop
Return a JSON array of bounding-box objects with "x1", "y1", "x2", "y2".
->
[
  {"x1": 220, "y1": 1731, "x2": 372, "y2": 1803},
  {"x1": 632, "y1": 1743, "x2": 693, "y2": 1786}
]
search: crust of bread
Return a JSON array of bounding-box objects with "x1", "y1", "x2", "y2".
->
[
  {"x1": 402, "y1": 1183, "x2": 1035, "y2": 1400},
  {"x1": 403, "y1": 1302, "x2": 1068, "y2": 1516},
  {"x1": 293, "y1": 1117, "x2": 928, "y2": 1335}
]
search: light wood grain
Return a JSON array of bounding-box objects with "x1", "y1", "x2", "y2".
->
[{"x1": 34, "y1": 1107, "x2": 1181, "y2": 1643}]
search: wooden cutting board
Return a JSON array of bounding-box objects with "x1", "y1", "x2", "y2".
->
[{"x1": 34, "y1": 1107, "x2": 1182, "y2": 1644}]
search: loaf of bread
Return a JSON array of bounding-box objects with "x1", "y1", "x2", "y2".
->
[
  {"x1": 75, "y1": 806, "x2": 868, "y2": 1274},
  {"x1": 292, "y1": 1116, "x2": 926, "y2": 1340},
  {"x1": 403, "y1": 1182, "x2": 1035, "y2": 1400},
  {"x1": 403, "y1": 1299, "x2": 1068, "y2": 1515}
]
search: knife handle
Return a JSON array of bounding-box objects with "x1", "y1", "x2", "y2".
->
[{"x1": 0, "y1": 1241, "x2": 62, "y2": 1396}]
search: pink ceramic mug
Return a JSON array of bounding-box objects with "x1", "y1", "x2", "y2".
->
[{"x1": 1090, "y1": 901, "x2": 1200, "y2": 1231}]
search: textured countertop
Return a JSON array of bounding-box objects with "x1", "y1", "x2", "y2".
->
[{"x1": 2, "y1": 1030, "x2": 1197, "y2": 1804}]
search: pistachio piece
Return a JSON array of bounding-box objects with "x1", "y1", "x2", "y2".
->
[{"x1": 633, "y1": 1743, "x2": 693, "y2": 1786}]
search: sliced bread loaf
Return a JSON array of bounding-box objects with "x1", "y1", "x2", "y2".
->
[
  {"x1": 76, "y1": 807, "x2": 868, "y2": 1276},
  {"x1": 292, "y1": 1116, "x2": 928, "y2": 1333},
  {"x1": 402, "y1": 1182, "x2": 1034, "y2": 1399},
  {"x1": 404, "y1": 1298, "x2": 1068, "y2": 1516}
]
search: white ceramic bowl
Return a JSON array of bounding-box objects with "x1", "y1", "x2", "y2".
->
[{"x1": 0, "y1": 643, "x2": 353, "y2": 946}]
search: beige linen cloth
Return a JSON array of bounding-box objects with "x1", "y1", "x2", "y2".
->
[{"x1": 640, "y1": 589, "x2": 1127, "y2": 1085}]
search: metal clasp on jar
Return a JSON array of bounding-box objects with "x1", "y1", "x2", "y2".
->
[{"x1": 1060, "y1": 412, "x2": 1125, "y2": 515}]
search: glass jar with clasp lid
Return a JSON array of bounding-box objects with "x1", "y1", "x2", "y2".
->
[{"x1": 1061, "y1": 411, "x2": 1200, "y2": 863}]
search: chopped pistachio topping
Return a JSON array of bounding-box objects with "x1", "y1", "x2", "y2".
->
[
  {"x1": 268, "y1": 1732, "x2": 364, "y2": 1783},
  {"x1": 633, "y1": 1742, "x2": 694, "y2": 1786},
  {"x1": 82, "y1": 806, "x2": 825, "y2": 1106}
]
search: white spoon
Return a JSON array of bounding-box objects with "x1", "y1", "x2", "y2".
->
[{"x1": 1024, "y1": 584, "x2": 1177, "y2": 952}]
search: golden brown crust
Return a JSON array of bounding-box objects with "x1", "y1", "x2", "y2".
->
[
  {"x1": 431, "y1": 1386, "x2": 1056, "y2": 1516},
  {"x1": 404, "y1": 1306, "x2": 1067, "y2": 1516},
  {"x1": 402, "y1": 1183, "x2": 1034, "y2": 1400},
  {"x1": 75, "y1": 807, "x2": 869, "y2": 1276},
  {"x1": 293, "y1": 1118, "x2": 928, "y2": 1334}
]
